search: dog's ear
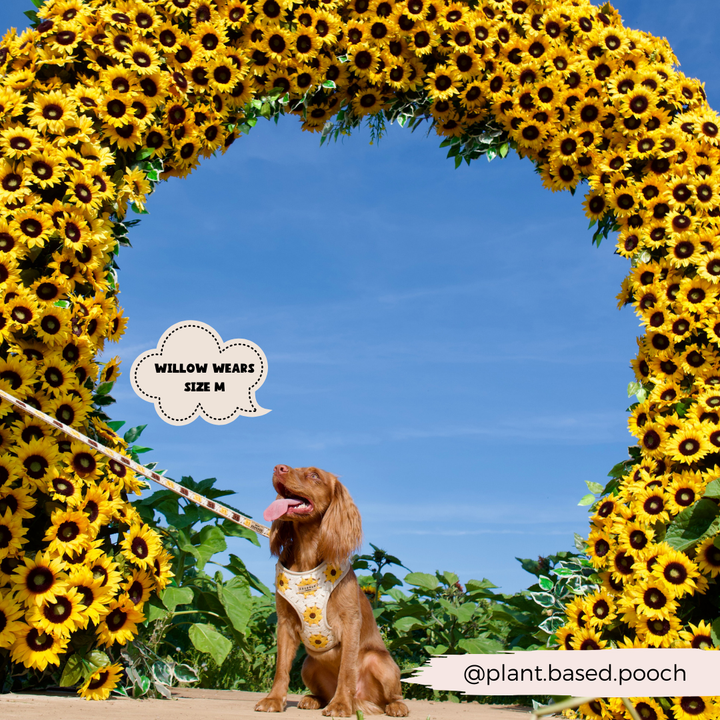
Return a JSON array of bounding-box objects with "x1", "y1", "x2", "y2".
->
[
  {"x1": 269, "y1": 519, "x2": 293, "y2": 559},
  {"x1": 318, "y1": 479, "x2": 362, "y2": 564}
]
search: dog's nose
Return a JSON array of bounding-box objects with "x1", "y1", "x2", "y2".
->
[{"x1": 274, "y1": 464, "x2": 289, "y2": 475}]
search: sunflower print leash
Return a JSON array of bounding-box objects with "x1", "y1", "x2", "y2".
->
[{"x1": 0, "y1": 387, "x2": 270, "y2": 539}]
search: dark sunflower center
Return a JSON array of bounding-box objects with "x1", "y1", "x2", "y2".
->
[
  {"x1": 644, "y1": 588, "x2": 667, "y2": 609},
  {"x1": 72, "y1": 452, "x2": 97, "y2": 475},
  {"x1": 27, "y1": 628, "x2": 55, "y2": 651},
  {"x1": 43, "y1": 596, "x2": 72, "y2": 623},
  {"x1": 131, "y1": 536, "x2": 149, "y2": 559},
  {"x1": 89, "y1": 671, "x2": 110, "y2": 690},
  {"x1": 107, "y1": 608, "x2": 128, "y2": 630},
  {"x1": 59, "y1": 520, "x2": 80, "y2": 542},
  {"x1": 663, "y1": 561, "x2": 687, "y2": 585},
  {"x1": 27, "y1": 566, "x2": 54, "y2": 593},
  {"x1": 24, "y1": 454, "x2": 49, "y2": 479}
]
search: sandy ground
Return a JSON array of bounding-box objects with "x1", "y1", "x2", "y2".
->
[{"x1": 0, "y1": 687, "x2": 530, "y2": 720}]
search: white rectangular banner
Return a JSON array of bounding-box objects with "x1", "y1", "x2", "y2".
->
[{"x1": 405, "y1": 649, "x2": 720, "y2": 696}]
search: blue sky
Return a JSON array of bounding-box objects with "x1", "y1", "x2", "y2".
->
[{"x1": 2, "y1": 1, "x2": 719, "y2": 594}]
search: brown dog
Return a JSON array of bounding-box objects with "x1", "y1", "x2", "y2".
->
[{"x1": 254, "y1": 465, "x2": 409, "y2": 717}]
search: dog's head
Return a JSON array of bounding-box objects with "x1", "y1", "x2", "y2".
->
[{"x1": 264, "y1": 465, "x2": 362, "y2": 564}]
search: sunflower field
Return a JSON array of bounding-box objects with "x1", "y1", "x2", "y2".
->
[{"x1": 0, "y1": 0, "x2": 719, "y2": 712}]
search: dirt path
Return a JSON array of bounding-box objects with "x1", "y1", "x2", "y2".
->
[{"x1": 0, "y1": 687, "x2": 530, "y2": 720}]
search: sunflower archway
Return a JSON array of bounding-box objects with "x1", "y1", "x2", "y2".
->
[{"x1": 0, "y1": 0, "x2": 719, "y2": 712}]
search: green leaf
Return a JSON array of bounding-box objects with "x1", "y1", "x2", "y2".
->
[
  {"x1": 426, "y1": 644, "x2": 449, "y2": 655},
  {"x1": 86, "y1": 650, "x2": 111, "y2": 671},
  {"x1": 221, "y1": 520, "x2": 261, "y2": 547},
  {"x1": 30, "y1": 0, "x2": 44, "y2": 7},
  {"x1": 404, "y1": 572, "x2": 439, "y2": 590},
  {"x1": 194, "y1": 524, "x2": 227, "y2": 570},
  {"x1": 145, "y1": 598, "x2": 170, "y2": 623},
  {"x1": 161, "y1": 585, "x2": 194, "y2": 613},
  {"x1": 528, "y1": 591, "x2": 556, "y2": 608},
  {"x1": 189, "y1": 623, "x2": 232, "y2": 666},
  {"x1": 441, "y1": 571, "x2": 459, "y2": 586},
  {"x1": 711, "y1": 619, "x2": 720, "y2": 647},
  {"x1": 703, "y1": 479, "x2": 720, "y2": 498},
  {"x1": 574, "y1": 533, "x2": 587, "y2": 552},
  {"x1": 131, "y1": 445, "x2": 153, "y2": 455},
  {"x1": 107, "y1": 420, "x2": 126, "y2": 432},
  {"x1": 23, "y1": 10, "x2": 38, "y2": 23},
  {"x1": 96, "y1": 381, "x2": 114, "y2": 396},
  {"x1": 578, "y1": 493, "x2": 596, "y2": 506},
  {"x1": 457, "y1": 637, "x2": 504, "y2": 654},
  {"x1": 498, "y1": 142, "x2": 509, "y2": 158},
  {"x1": 665, "y1": 499, "x2": 720, "y2": 552},
  {"x1": 538, "y1": 576, "x2": 553, "y2": 591},
  {"x1": 60, "y1": 654, "x2": 85, "y2": 687},
  {"x1": 219, "y1": 576, "x2": 252, "y2": 633},
  {"x1": 174, "y1": 664, "x2": 199, "y2": 683},
  {"x1": 452, "y1": 602, "x2": 477, "y2": 623},
  {"x1": 124, "y1": 424, "x2": 147, "y2": 443},
  {"x1": 586, "y1": 481, "x2": 604, "y2": 494},
  {"x1": 393, "y1": 616, "x2": 424, "y2": 632}
]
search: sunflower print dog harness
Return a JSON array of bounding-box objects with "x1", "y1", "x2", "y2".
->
[{"x1": 275, "y1": 559, "x2": 351, "y2": 652}]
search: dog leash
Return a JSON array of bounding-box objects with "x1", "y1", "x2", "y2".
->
[{"x1": 0, "y1": 387, "x2": 271, "y2": 539}]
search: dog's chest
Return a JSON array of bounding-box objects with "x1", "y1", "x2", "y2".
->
[{"x1": 275, "y1": 559, "x2": 351, "y2": 652}]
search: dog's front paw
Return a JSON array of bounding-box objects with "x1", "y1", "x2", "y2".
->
[
  {"x1": 322, "y1": 700, "x2": 354, "y2": 717},
  {"x1": 299, "y1": 695, "x2": 325, "y2": 710},
  {"x1": 386, "y1": 701, "x2": 409, "y2": 717},
  {"x1": 255, "y1": 697, "x2": 286, "y2": 712}
]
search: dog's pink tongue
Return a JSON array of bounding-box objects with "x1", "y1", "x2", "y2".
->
[{"x1": 264, "y1": 498, "x2": 303, "y2": 522}]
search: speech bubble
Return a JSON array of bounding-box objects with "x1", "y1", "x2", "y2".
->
[{"x1": 130, "y1": 321, "x2": 270, "y2": 425}]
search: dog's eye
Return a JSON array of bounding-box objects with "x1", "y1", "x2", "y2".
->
[{"x1": 309, "y1": 472, "x2": 319, "y2": 480}]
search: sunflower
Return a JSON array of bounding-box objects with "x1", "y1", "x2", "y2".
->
[
  {"x1": 0, "y1": 125, "x2": 43, "y2": 160},
  {"x1": 678, "y1": 620, "x2": 716, "y2": 650},
  {"x1": 46, "y1": 474, "x2": 83, "y2": 505},
  {"x1": 665, "y1": 424, "x2": 711, "y2": 465},
  {"x1": 88, "y1": 553, "x2": 123, "y2": 595},
  {"x1": 15, "y1": 437, "x2": 60, "y2": 488},
  {"x1": 666, "y1": 474, "x2": 701, "y2": 515},
  {"x1": 694, "y1": 536, "x2": 720, "y2": 578},
  {"x1": 151, "y1": 549, "x2": 175, "y2": 591},
  {"x1": 45, "y1": 509, "x2": 92, "y2": 556},
  {"x1": 426, "y1": 65, "x2": 461, "y2": 101},
  {"x1": 96, "y1": 598, "x2": 145, "y2": 647},
  {"x1": 13, "y1": 553, "x2": 68, "y2": 608},
  {"x1": 6, "y1": 292, "x2": 41, "y2": 330},
  {"x1": 0, "y1": 484, "x2": 35, "y2": 521},
  {"x1": 670, "y1": 698, "x2": 717, "y2": 720},
  {"x1": 632, "y1": 486, "x2": 670, "y2": 524},
  {"x1": 79, "y1": 663, "x2": 124, "y2": 701},
  {"x1": 570, "y1": 625, "x2": 607, "y2": 650},
  {"x1": 631, "y1": 577, "x2": 678, "y2": 620},
  {"x1": 66, "y1": 566, "x2": 110, "y2": 625},
  {"x1": 0, "y1": 591, "x2": 24, "y2": 649},
  {"x1": 636, "y1": 613, "x2": 682, "y2": 648},
  {"x1": 27, "y1": 90, "x2": 78, "y2": 134},
  {"x1": 120, "y1": 523, "x2": 161, "y2": 569},
  {"x1": 652, "y1": 546, "x2": 701, "y2": 598},
  {"x1": 583, "y1": 588, "x2": 616, "y2": 628},
  {"x1": 66, "y1": 441, "x2": 102, "y2": 480},
  {"x1": 10, "y1": 623, "x2": 69, "y2": 671},
  {"x1": 0, "y1": 508, "x2": 27, "y2": 559},
  {"x1": 124, "y1": 568, "x2": 154, "y2": 607},
  {"x1": 27, "y1": 586, "x2": 85, "y2": 638}
]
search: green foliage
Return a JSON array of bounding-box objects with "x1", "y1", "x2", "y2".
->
[
  {"x1": 125, "y1": 474, "x2": 271, "y2": 698},
  {"x1": 122, "y1": 475, "x2": 595, "y2": 706}
]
